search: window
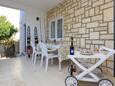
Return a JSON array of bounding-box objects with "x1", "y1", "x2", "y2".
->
[
  {"x1": 51, "y1": 21, "x2": 55, "y2": 38},
  {"x1": 49, "y1": 17, "x2": 63, "y2": 40},
  {"x1": 57, "y1": 19, "x2": 63, "y2": 38}
]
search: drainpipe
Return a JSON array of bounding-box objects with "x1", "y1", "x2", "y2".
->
[{"x1": 113, "y1": 1, "x2": 115, "y2": 77}]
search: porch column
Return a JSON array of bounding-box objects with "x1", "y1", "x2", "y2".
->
[{"x1": 114, "y1": 1, "x2": 115, "y2": 77}]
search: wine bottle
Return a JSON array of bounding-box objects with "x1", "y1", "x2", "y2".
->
[{"x1": 70, "y1": 36, "x2": 74, "y2": 55}]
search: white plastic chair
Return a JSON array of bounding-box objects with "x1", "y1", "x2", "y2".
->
[
  {"x1": 39, "y1": 43, "x2": 61, "y2": 71},
  {"x1": 31, "y1": 43, "x2": 36, "y2": 62},
  {"x1": 33, "y1": 43, "x2": 42, "y2": 64},
  {"x1": 31, "y1": 43, "x2": 42, "y2": 64}
]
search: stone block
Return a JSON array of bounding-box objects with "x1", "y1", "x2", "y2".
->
[
  {"x1": 76, "y1": 38, "x2": 80, "y2": 46},
  {"x1": 73, "y1": 23, "x2": 82, "y2": 28},
  {"x1": 80, "y1": 38, "x2": 85, "y2": 47},
  {"x1": 95, "y1": 27, "x2": 107, "y2": 31},
  {"x1": 86, "y1": 6, "x2": 92, "y2": 10},
  {"x1": 107, "y1": 69, "x2": 113, "y2": 76},
  {"x1": 81, "y1": 1, "x2": 88, "y2": 7},
  {"x1": 90, "y1": 32, "x2": 99, "y2": 39},
  {"x1": 100, "y1": 31, "x2": 107, "y2": 34},
  {"x1": 70, "y1": 14, "x2": 74, "y2": 18},
  {"x1": 67, "y1": 24, "x2": 71, "y2": 30},
  {"x1": 82, "y1": 18, "x2": 90, "y2": 23},
  {"x1": 100, "y1": 1, "x2": 113, "y2": 10},
  {"x1": 88, "y1": 0, "x2": 92, "y2": 6},
  {"x1": 87, "y1": 22, "x2": 99, "y2": 28},
  {"x1": 100, "y1": 23, "x2": 107, "y2": 27},
  {"x1": 65, "y1": 18, "x2": 72, "y2": 23},
  {"x1": 107, "y1": 56, "x2": 114, "y2": 61},
  {"x1": 71, "y1": 28, "x2": 79, "y2": 32},
  {"x1": 82, "y1": 24, "x2": 86, "y2": 27},
  {"x1": 93, "y1": 40, "x2": 104, "y2": 44},
  {"x1": 100, "y1": 35, "x2": 113, "y2": 40},
  {"x1": 64, "y1": 37, "x2": 70, "y2": 41},
  {"x1": 81, "y1": 0, "x2": 88, "y2": 3},
  {"x1": 89, "y1": 8, "x2": 94, "y2": 16},
  {"x1": 78, "y1": 15, "x2": 82, "y2": 22},
  {"x1": 94, "y1": 45, "x2": 99, "y2": 48},
  {"x1": 86, "y1": 44, "x2": 90, "y2": 48},
  {"x1": 90, "y1": 29, "x2": 94, "y2": 32},
  {"x1": 75, "y1": 7, "x2": 85, "y2": 16},
  {"x1": 104, "y1": 7, "x2": 113, "y2": 21},
  {"x1": 86, "y1": 29, "x2": 89, "y2": 33},
  {"x1": 105, "y1": 40, "x2": 113, "y2": 49},
  {"x1": 107, "y1": 61, "x2": 113, "y2": 69},
  {"x1": 79, "y1": 27, "x2": 86, "y2": 34},
  {"x1": 102, "y1": 67, "x2": 108, "y2": 74},
  {"x1": 95, "y1": 7, "x2": 100, "y2": 15},
  {"x1": 75, "y1": 35, "x2": 81, "y2": 38},
  {"x1": 108, "y1": 22, "x2": 114, "y2": 33},
  {"x1": 68, "y1": 33, "x2": 73, "y2": 36},
  {"x1": 68, "y1": 8, "x2": 74, "y2": 14},
  {"x1": 85, "y1": 10, "x2": 89, "y2": 17},
  {"x1": 105, "y1": 0, "x2": 112, "y2": 3},
  {"x1": 86, "y1": 40, "x2": 91, "y2": 44},
  {"x1": 82, "y1": 34, "x2": 89, "y2": 38},
  {"x1": 93, "y1": 0, "x2": 104, "y2": 7},
  {"x1": 92, "y1": 15, "x2": 102, "y2": 21}
]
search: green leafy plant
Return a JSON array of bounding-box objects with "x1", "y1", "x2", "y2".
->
[
  {"x1": 3, "y1": 38, "x2": 16, "y2": 48},
  {"x1": 0, "y1": 16, "x2": 17, "y2": 43}
]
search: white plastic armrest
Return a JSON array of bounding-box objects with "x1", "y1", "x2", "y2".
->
[{"x1": 47, "y1": 49, "x2": 58, "y2": 52}]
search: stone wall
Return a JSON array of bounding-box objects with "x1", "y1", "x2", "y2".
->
[{"x1": 47, "y1": 0, "x2": 114, "y2": 75}]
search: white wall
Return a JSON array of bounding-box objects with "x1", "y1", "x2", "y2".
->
[
  {"x1": 0, "y1": 0, "x2": 46, "y2": 55},
  {"x1": 20, "y1": 8, "x2": 46, "y2": 55},
  {"x1": 20, "y1": 11, "x2": 26, "y2": 54}
]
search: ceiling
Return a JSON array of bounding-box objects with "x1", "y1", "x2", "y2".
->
[{"x1": 11, "y1": 0, "x2": 64, "y2": 11}]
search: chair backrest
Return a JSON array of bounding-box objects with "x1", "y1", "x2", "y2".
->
[
  {"x1": 39, "y1": 42, "x2": 48, "y2": 56},
  {"x1": 31, "y1": 42, "x2": 36, "y2": 52},
  {"x1": 36, "y1": 43, "x2": 41, "y2": 51}
]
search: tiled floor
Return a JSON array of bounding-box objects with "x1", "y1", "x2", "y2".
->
[{"x1": 0, "y1": 57, "x2": 114, "y2": 86}]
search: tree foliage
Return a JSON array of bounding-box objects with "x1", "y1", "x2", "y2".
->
[
  {"x1": 3, "y1": 38, "x2": 16, "y2": 47},
  {"x1": 0, "y1": 16, "x2": 17, "y2": 42}
]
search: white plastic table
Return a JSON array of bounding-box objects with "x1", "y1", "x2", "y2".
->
[
  {"x1": 45, "y1": 43, "x2": 60, "y2": 49},
  {"x1": 68, "y1": 47, "x2": 115, "y2": 82}
]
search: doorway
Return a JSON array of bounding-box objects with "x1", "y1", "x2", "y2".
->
[{"x1": 0, "y1": 6, "x2": 20, "y2": 58}]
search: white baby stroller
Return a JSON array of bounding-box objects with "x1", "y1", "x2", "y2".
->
[{"x1": 65, "y1": 47, "x2": 115, "y2": 86}]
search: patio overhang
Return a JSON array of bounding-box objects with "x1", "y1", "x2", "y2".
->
[{"x1": 0, "y1": 0, "x2": 64, "y2": 12}]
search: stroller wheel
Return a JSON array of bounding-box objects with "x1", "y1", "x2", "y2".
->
[
  {"x1": 65, "y1": 76, "x2": 78, "y2": 86},
  {"x1": 98, "y1": 79, "x2": 113, "y2": 86}
]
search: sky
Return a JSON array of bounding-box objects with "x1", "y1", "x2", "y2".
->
[{"x1": 0, "y1": 6, "x2": 20, "y2": 40}]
